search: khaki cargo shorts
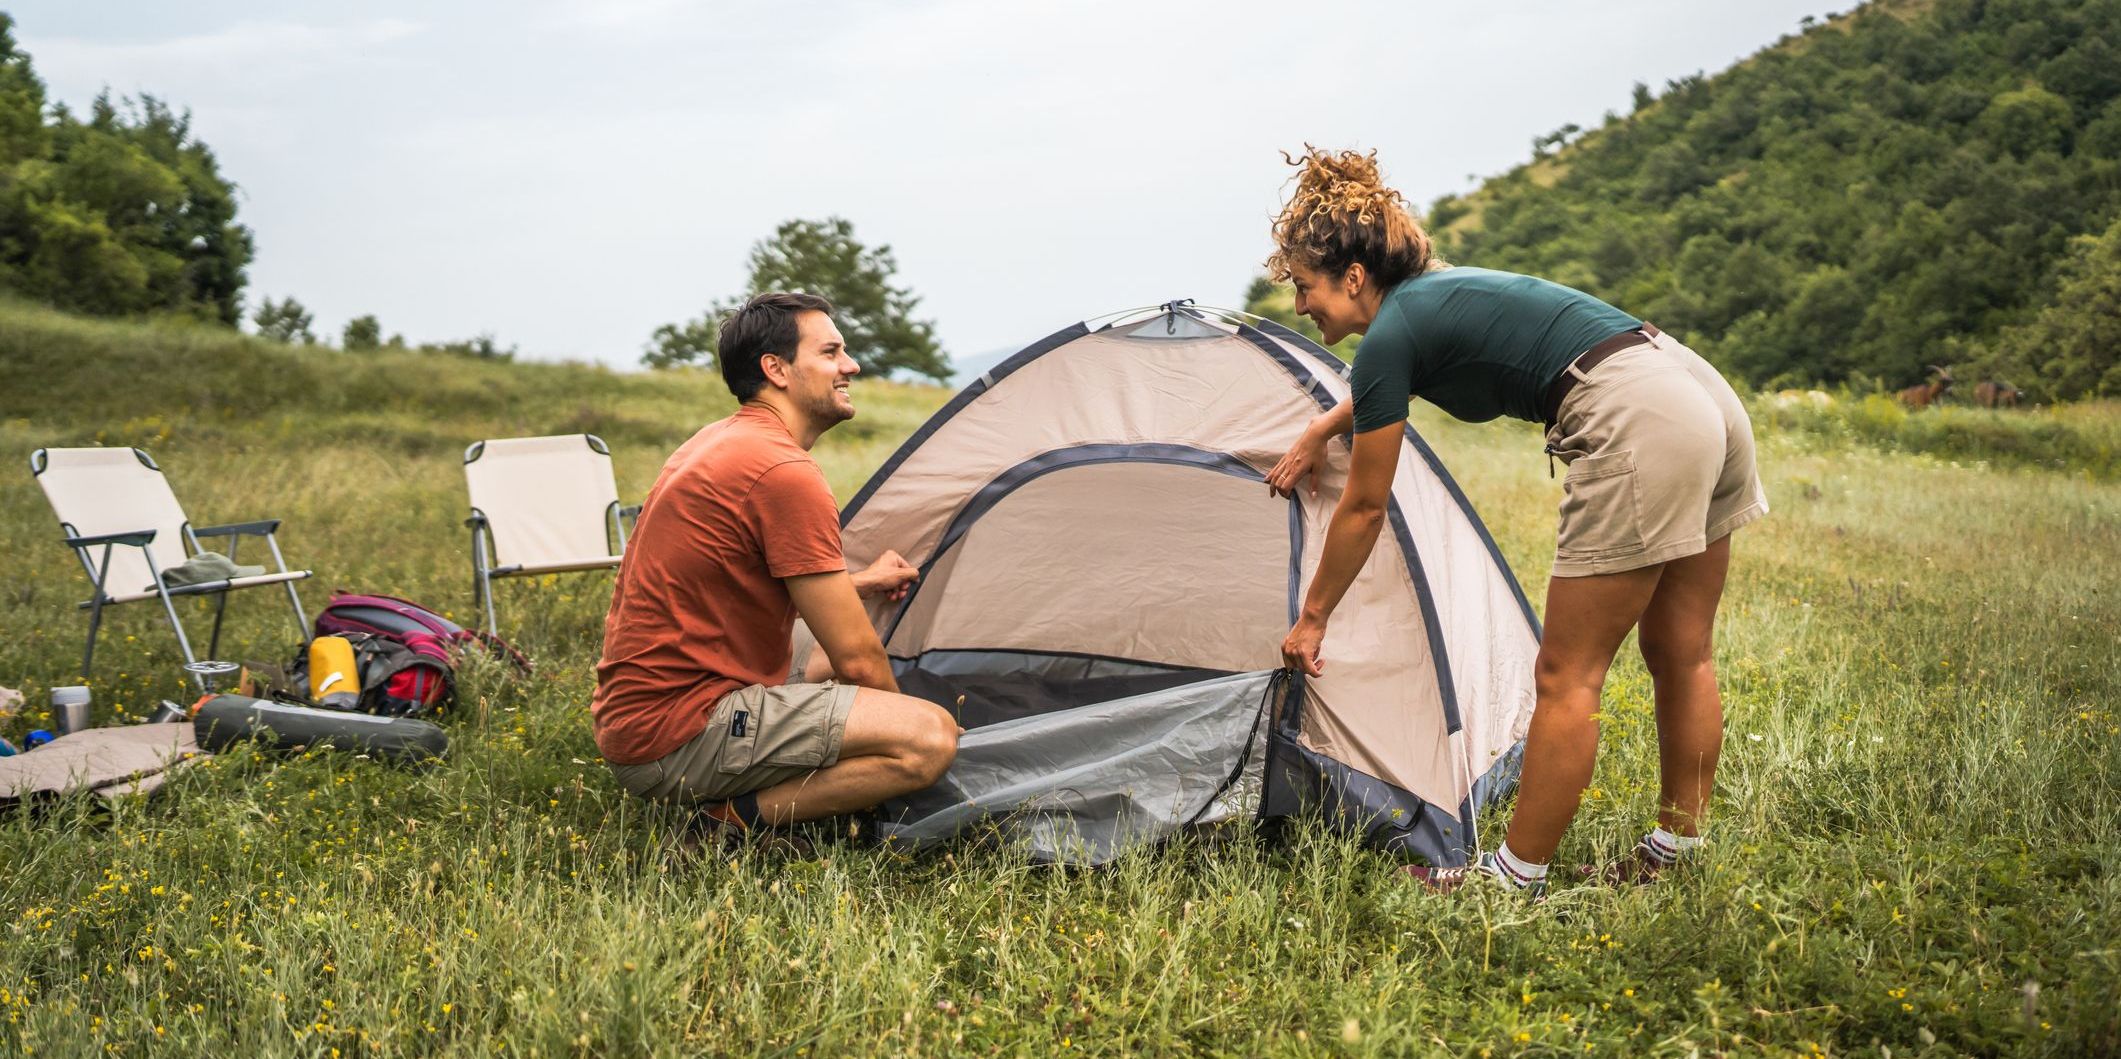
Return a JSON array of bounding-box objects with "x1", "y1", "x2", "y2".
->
[
  {"x1": 609, "y1": 680, "x2": 857, "y2": 804},
  {"x1": 1543, "y1": 329, "x2": 1768, "y2": 577}
]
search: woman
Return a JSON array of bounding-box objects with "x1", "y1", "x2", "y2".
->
[{"x1": 1266, "y1": 148, "x2": 1766, "y2": 895}]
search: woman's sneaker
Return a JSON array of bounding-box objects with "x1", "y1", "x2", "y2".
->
[
  {"x1": 1582, "y1": 829, "x2": 1700, "y2": 886},
  {"x1": 1403, "y1": 851, "x2": 1547, "y2": 898}
]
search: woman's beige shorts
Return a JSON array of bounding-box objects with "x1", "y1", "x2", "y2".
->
[{"x1": 1542, "y1": 330, "x2": 1767, "y2": 577}]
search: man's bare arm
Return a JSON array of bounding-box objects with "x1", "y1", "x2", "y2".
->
[{"x1": 786, "y1": 570, "x2": 898, "y2": 692}]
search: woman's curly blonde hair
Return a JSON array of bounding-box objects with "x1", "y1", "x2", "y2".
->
[{"x1": 1266, "y1": 146, "x2": 1434, "y2": 290}]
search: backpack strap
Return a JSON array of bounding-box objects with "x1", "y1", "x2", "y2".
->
[{"x1": 458, "y1": 630, "x2": 534, "y2": 674}]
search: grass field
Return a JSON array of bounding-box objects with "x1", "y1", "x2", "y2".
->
[{"x1": 1, "y1": 301, "x2": 2117, "y2": 1057}]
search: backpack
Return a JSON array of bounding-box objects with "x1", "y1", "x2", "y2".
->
[
  {"x1": 314, "y1": 593, "x2": 533, "y2": 674},
  {"x1": 289, "y1": 631, "x2": 455, "y2": 718},
  {"x1": 279, "y1": 593, "x2": 533, "y2": 718}
]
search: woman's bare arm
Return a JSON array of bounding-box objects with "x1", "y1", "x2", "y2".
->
[
  {"x1": 1280, "y1": 423, "x2": 1403, "y2": 676},
  {"x1": 1266, "y1": 402, "x2": 1355, "y2": 500}
]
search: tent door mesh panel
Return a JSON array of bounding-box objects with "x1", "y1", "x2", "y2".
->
[{"x1": 892, "y1": 649, "x2": 1235, "y2": 731}]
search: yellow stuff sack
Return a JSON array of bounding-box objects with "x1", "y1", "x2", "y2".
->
[{"x1": 307, "y1": 635, "x2": 362, "y2": 709}]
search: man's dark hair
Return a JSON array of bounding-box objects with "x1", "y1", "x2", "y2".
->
[{"x1": 718, "y1": 291, "x2": 835, "y2": 401}]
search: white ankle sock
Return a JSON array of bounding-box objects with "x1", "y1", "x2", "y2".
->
[
  {"x1": 1480, "y1": 840, "x2": 1550, "y2": 889},
  {"x1": 1639, "y1": 825, "x2": 1705, "y2": 865}
]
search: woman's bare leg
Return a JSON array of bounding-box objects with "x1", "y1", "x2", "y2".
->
[
  {"x1": 1635, "y1": 534, "x2": 1732, "y2": 836},
  {"x1": 1500, "y1": 564, "x2": 1665, "y2": 864}
]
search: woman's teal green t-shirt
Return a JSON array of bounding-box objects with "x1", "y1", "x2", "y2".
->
[{"x1": 1349, "y1": 267, "x2": 1640, "y2": 429}]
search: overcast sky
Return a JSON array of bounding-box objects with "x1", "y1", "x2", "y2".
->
[{"x1": 16, "y1": 1, "x2": 1835, "y2": 370}]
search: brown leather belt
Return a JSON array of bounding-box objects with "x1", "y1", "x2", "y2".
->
[{"x1": 1539, "y1": 321, "x2": 1661, "y2": 428}]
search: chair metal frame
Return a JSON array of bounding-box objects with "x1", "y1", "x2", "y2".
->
[
  {"x1": 32, "y1": 448, "x2": 311, "y2": 690},
  {"x1": 463, "y1": 434, "x2": 638, "y2": 636}
]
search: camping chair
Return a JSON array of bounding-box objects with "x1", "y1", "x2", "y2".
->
[
  {"x1": 30, "y1": 447, "x2": 312, "y2": 689},
  {"x1": 463, "y1": 434, "x2": 638, "y2": 635}
]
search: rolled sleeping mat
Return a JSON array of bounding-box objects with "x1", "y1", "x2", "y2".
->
[{"x1": 192, "y1": 694, "x2": 448, "y2": 765}]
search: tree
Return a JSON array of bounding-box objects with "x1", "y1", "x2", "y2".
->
[
  {"x1": 1978, "y1": 85, "x2": 2075, "y2": 159},
  {"x1": 1988, "y1": 218, "x2": 2121, "y2": 399},
  {"x1": 418, "y1": 332, "x2": 514, "y2": 361},
  {"x1": 252, "y1": 296, "x2": 315, "y2": 344},
  {"x1": 1532, "y1": 123, "x2": 1584, "y2": 158},
  {"x1": 0, "y1": 21, "x2": 252, "y2": 323},
  {"x1": 343, "y1": 314, "x2": 382, "y2": 351},
  {"x1": 0, "y1": 14, "x2": 49, "y2": 167},
  {"x1": 641, "y1": 313, "x2": 717, "y2": 370},
  {"x1": 1243, "y1": 276, "x2": 1277, "y2": 307},
  {"x1": 1425, "y1": 0, "x2": 2121, "y2": 394},
  {"x1": 644, "y1": 217, "x2": 949, "y2": 381}
]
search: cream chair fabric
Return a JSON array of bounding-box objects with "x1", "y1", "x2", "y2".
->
[
  {"x1": 35, "y1": 447, "x2": 193, "y2": 596},
  {"x1": 31, "y1": 446, "x2": 312, "y2": 686},
  {"x1": 463, "y1": 434, "x2": 631, "y2": 634}
]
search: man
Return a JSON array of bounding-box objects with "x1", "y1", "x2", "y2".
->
[{"x1": 592, "y1": 291, "x2": 958, "y2": 836}]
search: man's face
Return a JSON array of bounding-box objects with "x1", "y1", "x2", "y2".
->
[{"x1": 775, "y1": 310, "x2": 860, "y2": 424}]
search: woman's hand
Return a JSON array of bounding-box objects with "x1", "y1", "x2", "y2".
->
[
  {"x1": 1280, "y1": 614, "x2": 1328, "y2": 677},
  {"x1": 1267, "y1": 423, "x2": 1328, "y2": 500}
]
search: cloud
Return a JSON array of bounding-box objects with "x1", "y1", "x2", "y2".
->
[
  {"x1": 531, "y1": 0, "x2": 691, "y2": 32},
  {"x1": 32, "y1": 18, "x2": 424, "y2": 91}
]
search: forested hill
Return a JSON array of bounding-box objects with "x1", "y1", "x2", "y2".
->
[{"x1": 1283, "y1": 0, "x2": 2121, "y2": 400}]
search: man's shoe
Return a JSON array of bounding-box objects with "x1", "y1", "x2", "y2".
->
[{"x1": 675, "y1": 814, "x2": 815, "y2": 858}]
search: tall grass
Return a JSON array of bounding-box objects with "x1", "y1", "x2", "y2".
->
[
  {"x1": 1750, "y1": 391, "x2": 2121, "y2": 480},
  {"x1": 1, "y1": 302, "x2": 2116, "y2": 1056}
]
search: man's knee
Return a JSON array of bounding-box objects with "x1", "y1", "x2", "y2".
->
[
  {"x1": 910, "y1": 707, "x2": 958, "y2": 785},
  {"x1": 883, "y1": 700, "x2": 957, "y2": 789}
]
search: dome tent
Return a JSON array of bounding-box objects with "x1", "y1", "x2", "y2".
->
[{"x1": 856, "y1": 303, "x2": 1541, "y2": 865}]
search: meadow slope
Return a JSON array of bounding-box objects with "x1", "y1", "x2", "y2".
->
[{"x1": 1, "y1": 303, "x2": 2116, "y2": 1056}]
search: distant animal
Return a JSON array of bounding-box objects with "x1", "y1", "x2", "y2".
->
[
  {"x1": 1897, "y1": 365, "x2": 1954, "y2": 409},
  {"x1": 1973, "y1": 379, "x2": 2022, "y2": 409}
]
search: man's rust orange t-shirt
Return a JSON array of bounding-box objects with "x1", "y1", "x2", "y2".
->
[{"x1": 592, "y1": 404, "x2": 845, "y2": 765}]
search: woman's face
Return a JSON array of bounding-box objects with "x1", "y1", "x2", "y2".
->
[{"x1": 1287, "y1": 263, "x2": 1372, "y2": 345}]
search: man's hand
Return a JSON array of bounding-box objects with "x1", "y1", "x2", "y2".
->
[{"x1": 851, "y1": 550, "x2": 920, "y2": 602}]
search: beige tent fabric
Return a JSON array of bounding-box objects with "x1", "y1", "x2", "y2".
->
[
  {"x1": 1382, "y1": 446, "x2": 1538, "y2": 793},
  {"x1": 845, "y1": 313, "x2": 1540, "y2": 822},
  {"x1": 842, "y1": 331, "x2": 1321, "y2": 576},
  {"x1": 36, "y1": 447, "x2": 195, "y2": 595},
  {"x1": 886, "y1": 461, "x2": 1289, "y2": 672},
  {"x1": 465, "y1": 435, "x2": 622, "y2": 569},
  {"x1": 1291, "y1": 484, "x2": 1462, "y2": 810},
  {"x1": 1276, "y1": 340, "x2": 1539, "y2": 804}
]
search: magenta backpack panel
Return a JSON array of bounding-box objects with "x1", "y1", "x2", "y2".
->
[
  {"x1": 316, "y1": 593, "x2": 466, "y2": 640},
  {"x1": 316, "y1": 593, "x2": 532, "y2": 673}
]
